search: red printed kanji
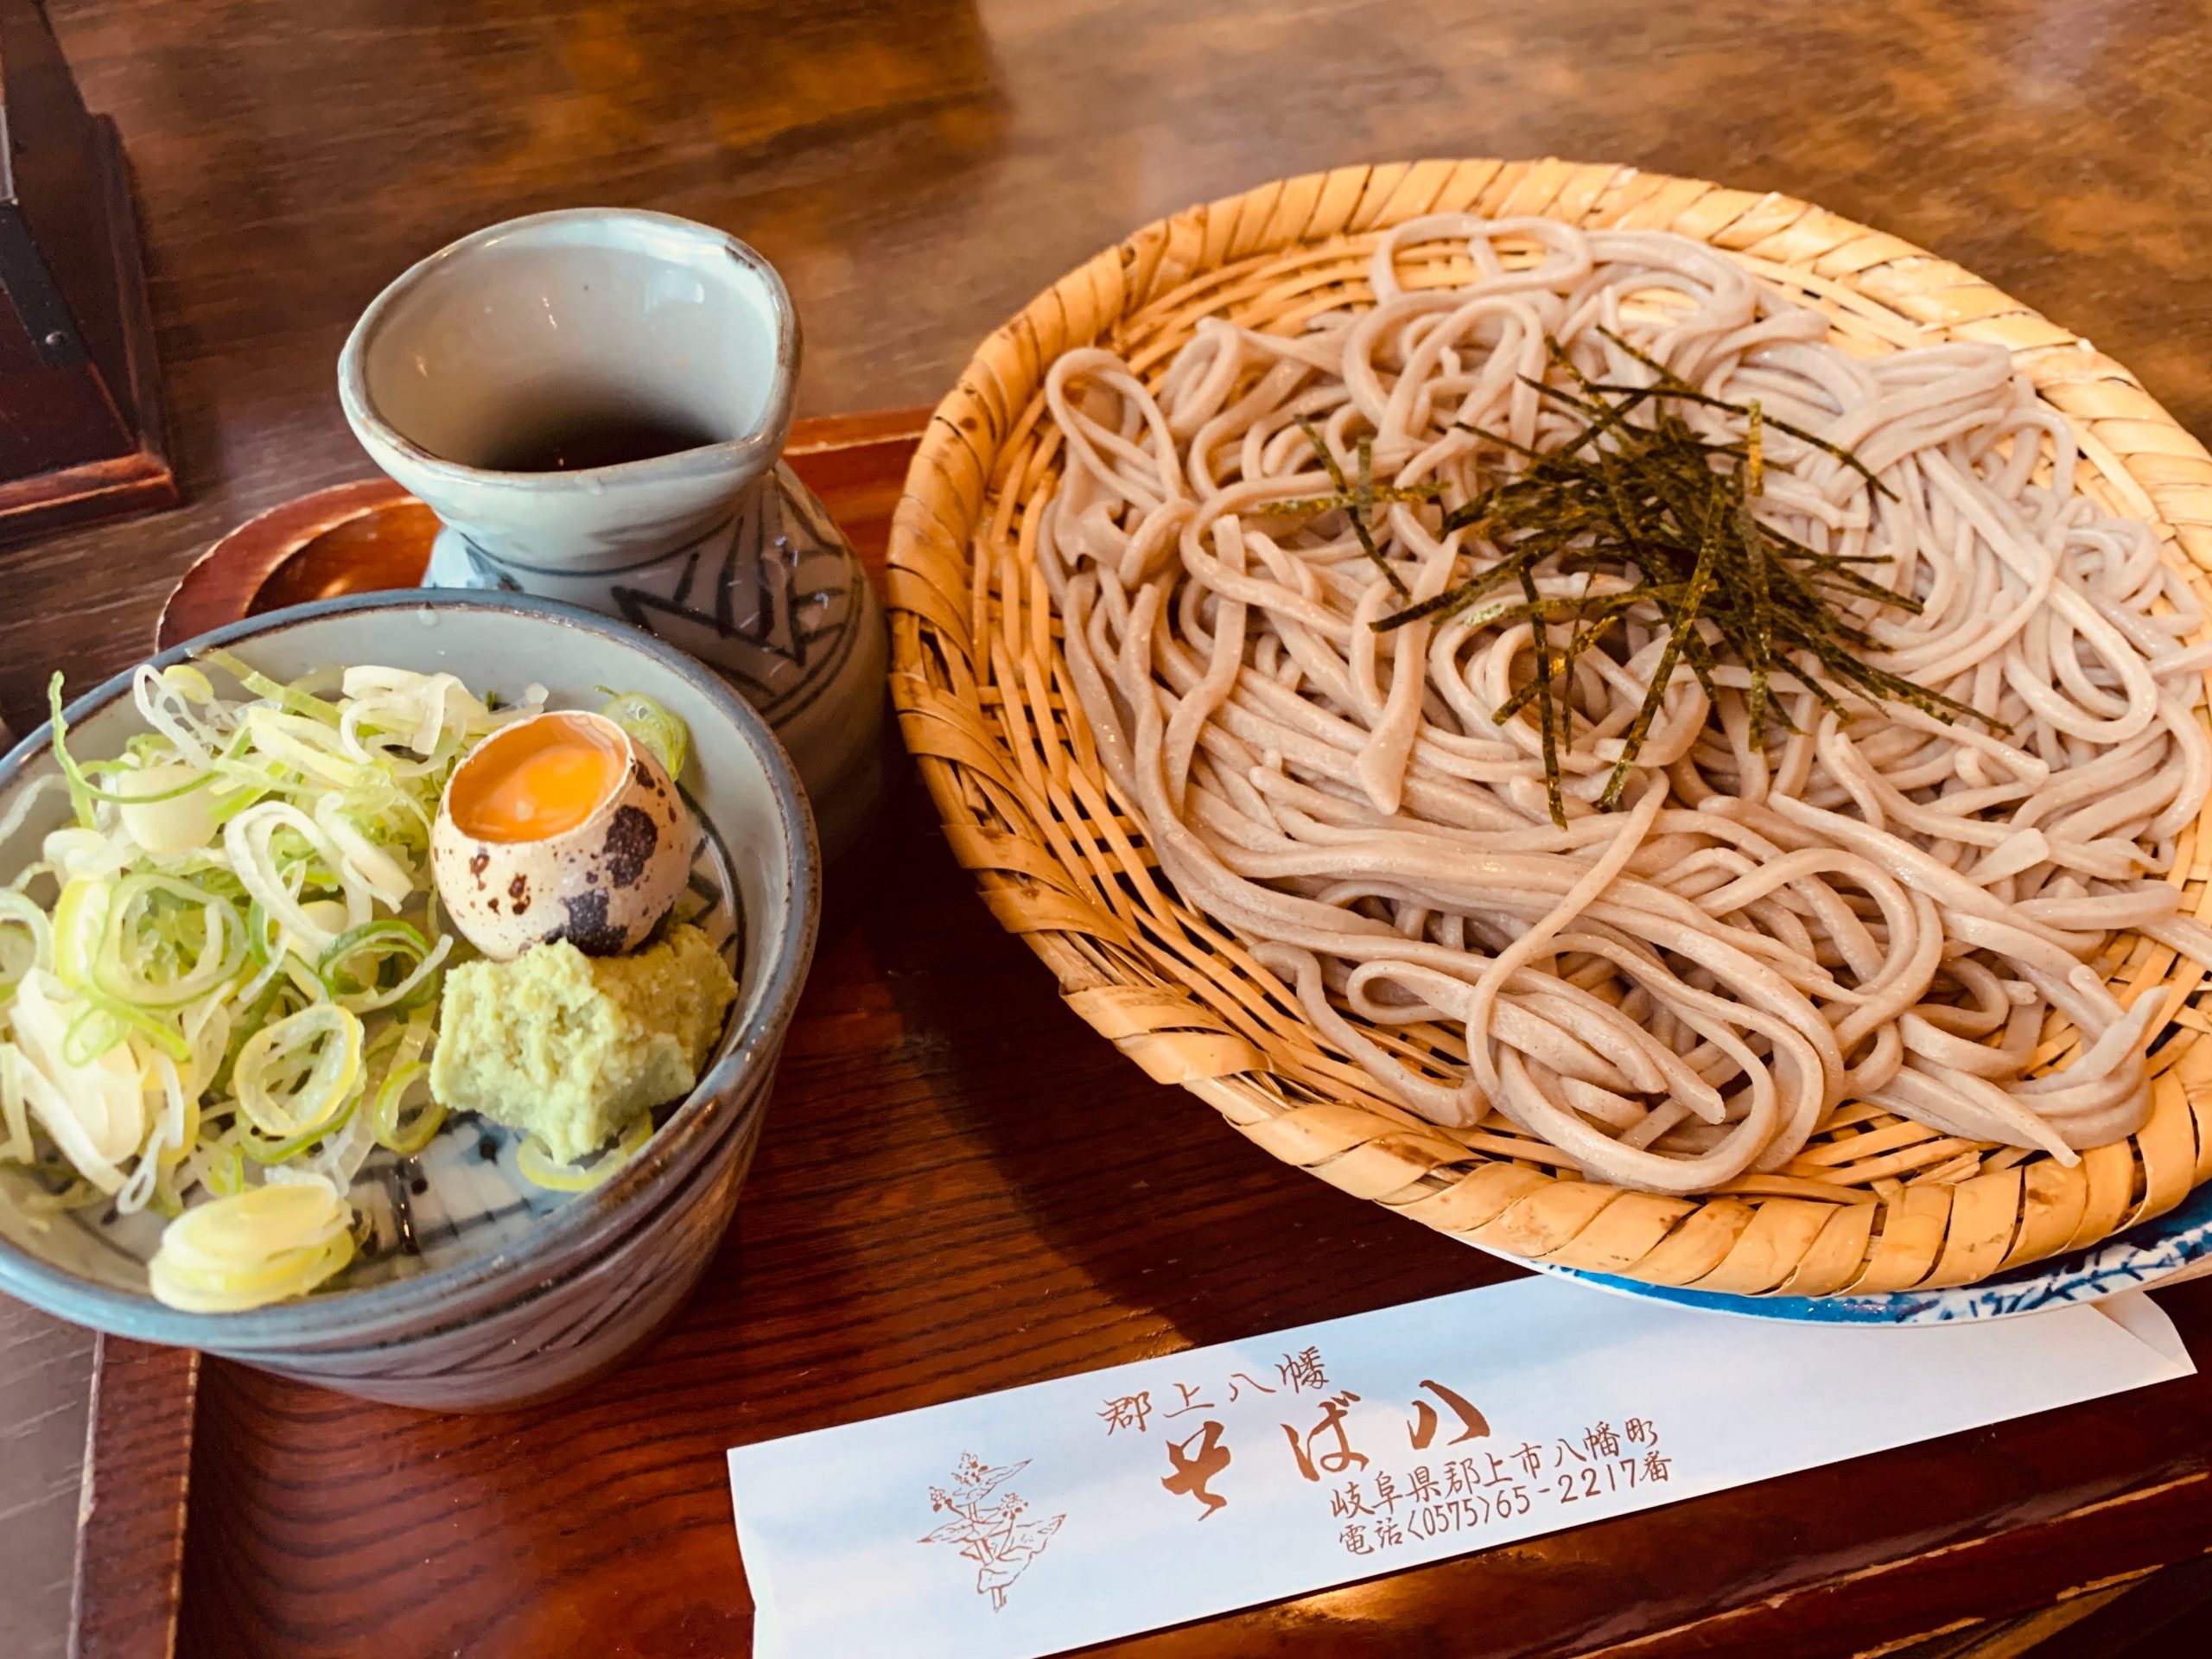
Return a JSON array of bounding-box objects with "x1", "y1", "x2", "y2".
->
[
  {"x1": 1278, "y1": 1345, "x2": 1329, "y2": 1393},
  {"x1": 1162, "y1": 1382, "x2": 1216, "y2": 1420},
  {"x1": 1408, "y1": 1378, "x2": 1491, "y2": 1450},
  {"x1": 1330, "y1": 1480, "x2": 1374, "y2": 1519},
  {"x1": 1282, "y1": 1391, "x2": 1368, "y2": 1483},
  {"x1": 1100, "y1": 1392, "x2": 1152, "y2": 1434},
  {"x1": 1160, "y1": 1421, "x2": 1233, "y2": 1519}
]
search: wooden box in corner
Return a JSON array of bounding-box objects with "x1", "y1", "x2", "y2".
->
[{"x1": 0, "y1": 0, "x2": 173, "y2": 547}]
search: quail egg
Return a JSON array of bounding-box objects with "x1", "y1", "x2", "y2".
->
[{"x1": 430, "y1": 709, "x2": 695, "y2": 961}]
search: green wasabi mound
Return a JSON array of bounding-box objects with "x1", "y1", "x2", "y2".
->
[{"x1": 429, "y1": 923, "x2": 740, "y2": 1163}]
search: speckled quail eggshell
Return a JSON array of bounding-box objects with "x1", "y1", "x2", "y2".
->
[{"x1": 430, "y1": 718, "x2": 696, "y2": 962}]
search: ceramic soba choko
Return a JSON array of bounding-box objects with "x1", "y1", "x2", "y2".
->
[{"x1": 338, "y1": 208, "x2": 887, "y2": 861}]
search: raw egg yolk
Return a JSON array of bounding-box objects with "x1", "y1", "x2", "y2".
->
[{"x1": 448, "y1": 714, "x2": 625, "y2": 842}]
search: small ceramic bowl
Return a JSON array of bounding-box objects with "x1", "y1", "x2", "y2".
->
[{"x1": 0, "y1": 593, "x2": 818, "y2": 1410}]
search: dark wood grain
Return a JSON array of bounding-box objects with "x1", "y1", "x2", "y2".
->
[
  {"x1": 157, "y1": 477, "x2": 427, "y2": 643},
  {"x1": 0, "y1": 0, "x2": 175, "y2": 541},
  {"x1": 8, "y1": 1, "x2": 2212, "y2": 1656},
  {"x1": 0, "y1": 1303, "x2": 95, "y2": 1659},
  {"x1": 69, "y1": 1342, "x2": 196, "y2": 1659}
]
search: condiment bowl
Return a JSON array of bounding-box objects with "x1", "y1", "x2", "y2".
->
[{"x1": 0, "y1": 592, "x2": 819, "y2": 1409}]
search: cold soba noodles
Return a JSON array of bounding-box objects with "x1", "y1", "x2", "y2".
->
[{"x1": 1038, "y1": 217, "x2": 2212, "y2": 1196}]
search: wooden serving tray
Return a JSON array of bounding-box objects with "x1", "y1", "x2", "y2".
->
[
  {"x1": 67, "y1": 405, "x2": 2212, "y2": 1659},
  {"x1": 155, "y1": 407, "x2": 926, "y2": 647}
]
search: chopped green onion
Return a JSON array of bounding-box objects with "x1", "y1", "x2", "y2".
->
[
  {"x1": 517, "y1": 1113, "x2": 652, "y2": 1192},
  {"x1": 72, "y1": 764, "x2": 218, "y2": 807},
  {"x1": 315, "y1": 919, "x2": 447, "y2": 1014},
  {"x1": 238, "y1": 1089, "x2": 358, "y2": 1164},
  {"x1": 45, "y1": 675, "x2": 98, "y2": 829},
  {"x1": 245, "y1": 899, "x2": 279, "y2": 969},
  {"x1": 63, "y1": 988, "x2": 191, "y2": 1065},
  {"x1": 371, "y1": 1060, "x2": 442, "y2": 1154},
  {"x1": 206, "y1": 1142, "x2": 245, "y2": 1197},
  {"x1": 0, "y1": 893, "x2": 53, "y2": 996},
  {"x1": 315, "y1": 919, "x2": 425, "y2": 994},
  {"x1": 94, "y1": 875, "x2": 245, "y2": 1009},
  {"x1": 147, "y1": 1177, "x2": 354, "y2": 1311},
  {"x1": 231, "y1": 1002, "x2": 362, "y2": 1139},
  {"x1": 597, "y1": 689, "x2": 690, "y2": 779},
  {"x1": 196, "y1": 648, "x2": 345, "y2": 726},
  {"x1": 50, "y1": 879, "x2": 111, "y2": 988}
]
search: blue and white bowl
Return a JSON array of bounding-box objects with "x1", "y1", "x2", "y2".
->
[
  {"x1": 0, "y1": 593, "x2": 818, "y2": 1409},
  {"x1": 1518, "y1": 1183, "x2": 2212, "y2": 1325}
]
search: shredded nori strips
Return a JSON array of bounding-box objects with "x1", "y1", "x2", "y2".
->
[{"x1": 1373, "y1": 335, "x2": 1993, "y2": 826}]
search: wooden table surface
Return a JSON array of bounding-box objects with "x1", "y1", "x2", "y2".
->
[{"x1": 10, "y1": 1, "x2": 2212, "y2": 1655}]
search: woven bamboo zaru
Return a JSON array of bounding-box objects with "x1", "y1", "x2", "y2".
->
[{"x1": 886, "y1": 158, "x2": 2212, "y2": 1296}]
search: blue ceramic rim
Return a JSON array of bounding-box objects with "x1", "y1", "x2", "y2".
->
[
  {"x1": 1533, "y1": 1178, "x2": 2212, "y2": 1324},
  {"x1": 0, "y1": 589, "x2": 821, "y2": 1348}
]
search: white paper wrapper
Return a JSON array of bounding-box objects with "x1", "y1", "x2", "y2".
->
[{"x1": 729, "y1": 1275, "x2": 2193, "y2": 1659}]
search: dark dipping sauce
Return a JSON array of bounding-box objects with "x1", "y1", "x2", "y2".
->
[{"x1": 476, "y1": 411, "x2": 721, "y2": 473}]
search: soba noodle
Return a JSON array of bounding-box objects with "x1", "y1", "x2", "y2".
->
[{"x1": 1035, "y1": 216, "x2": 2212, "y2": 1196}]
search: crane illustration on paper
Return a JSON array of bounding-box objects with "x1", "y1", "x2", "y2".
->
[{"x1": 919, "y1": 1453, "x2": 1066, "y2": 1611}]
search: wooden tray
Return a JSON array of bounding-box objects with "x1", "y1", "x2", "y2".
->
[
  {"x1": 74, "y1": 408, "x2": 929, "y2": 1659},
  {"x1": 155, "y1": 407, "x2": 926, "y2": 647},
  {"x1": 64, "y1": 404, "x2": 2212, "y2": 1659}
]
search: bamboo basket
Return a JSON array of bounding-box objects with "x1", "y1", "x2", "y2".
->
[{"x1": 885, "y1": 158, "x2": 2212, "y2": 1296}]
